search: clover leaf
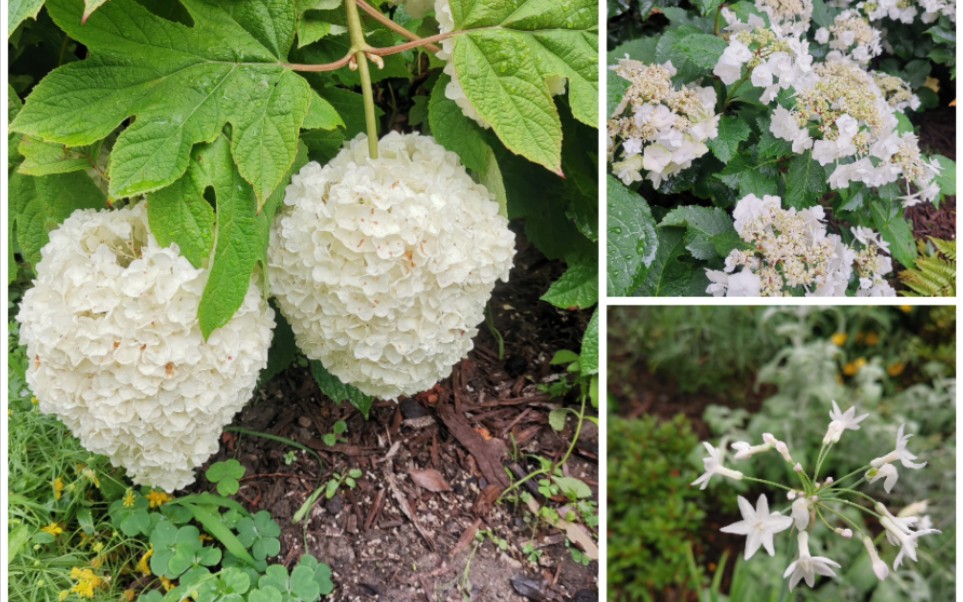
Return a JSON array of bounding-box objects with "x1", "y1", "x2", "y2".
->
[
  {"x1": 206, "y1": 459, "x2": 246, "y2": 496},
  {"x1": 236, "y1": 511, "x2": 282, "y2": 562}
]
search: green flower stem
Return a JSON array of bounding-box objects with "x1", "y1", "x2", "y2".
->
[
  {"x1": 345, "y1": 0, "x2": 379, "y2": 158},
  {"x1": 354, "y1": 0, "x2": 442, "y2": 54},
  {"x1": 741, "y1": 475, "x2": 793, "y2": 492}
]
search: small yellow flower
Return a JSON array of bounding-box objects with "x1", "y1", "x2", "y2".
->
[
  {"x1": 899, "y1": 305, "x2": 913, "y2": 313},
  {"x1": 923, "y1": 76, "x2": 940, "y2": 94},
  {"x1": 52, "y1": 478, "x2": 64, "y2": 501},
  {"x1": 136, "y1": 546, "x2": 154, "y2": 576},
  {"x1": 864, "y1": 332, "x2": 879, "y2": 346},
  {"x1": 69, "y1": 567, "x2": 104, "y2": 599},
  {"x1": 146, "y1": 490, "x2": 173, "y2": 509},
  {"x1": 831, "y1": 332, "x2": 848, "y2": 346},
  {"x1": 31, "y1": 396, "x2": 39, "y2": 405},
  {"x1": 888, "y1": 362, "x2": 906, "y2": 377},
  {"x1": 41, "y1": 522, "x2": 64, "y2": 537},
  {"x1": 123, "y1": 489, "x2": 137, "y2": 509},
  {"x1": 91, "y1": 542, "x2": 104, "y2": 554},
  {"x1": 124, "y1": 590, "x2": 136, "y2": 602},
  {"x1": 90, "y1": 555, "x2": 104, "y2": 569},
  {"x1": 58, "y1": 591, "x2": 69, "y2": 602},
  {"x1": 160, "y1": 576, "x2": 175, "y2": 592}
]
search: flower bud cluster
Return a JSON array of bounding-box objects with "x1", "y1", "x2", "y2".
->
[
  {"x1": 608, "y1": 58, "x2": 719, "y2": 187},
  {"x1": 693, "y1": 400, "x2": 939, "y2": 590},
  {"x1": 17, "y1": 203, "x2": 275, "y2": 491},
  {"x1": 705, "y1": 194, "x2": 894, "y2": 297}
]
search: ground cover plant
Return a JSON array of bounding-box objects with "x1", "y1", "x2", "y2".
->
[
  {"x1": 607, "y1": 305, "x2": 956, "y2": 601},
  {"x1": 7, "y1": 0, "x2": 599, "y2": 598},
  {"x1": 606, "y1": 0, "x2": 957, "y2": 297}
]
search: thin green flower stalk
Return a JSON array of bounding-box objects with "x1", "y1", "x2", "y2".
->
[{"x1": 692, "y1": 399, "x2": 940, "y2": 590}]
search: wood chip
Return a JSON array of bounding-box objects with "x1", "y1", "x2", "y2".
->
[
  {"x1": 408, "y1": 468, "x2": 452, "y2": 493},
  {"x1": 438, "y1": 403, "x2": 509, "y2": 489}
]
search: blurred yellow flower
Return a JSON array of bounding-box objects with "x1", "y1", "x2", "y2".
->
[
  {"x1": 69, "y1": 567, "x2": 104, "y2": 599},
  {"x1": 58, "y1": 591, "x2": 69, "y2": 602},
  {"x1": 124, "y1": 590, "x2": 136, "y2": 602},
  {"x1": 147, "y1": 491, "x2": 173, "y2": 508},
  {"x1": 864, "y1": 332, "x2": 879, "y2": 346},
  {"x1": 31, "y1": 396, "x2": 39, "y2": 405},
  {"x1": 90, "y1": 555, "x2": 104, "y2": 569},
  {"x1": 831, "y1": 332, "x2": 848, "y2": 346},
  {"x1": 888, "y1": 363, "x2": 906, "y2": 377},
  {"x1": 80, "y1": 467, "x2": 101, "y2": 489},
  {"x1": 123, "y1": 489, "x2": 136, "y2": 509},
  {"x1": 52, "y1": 478, "x2": 64, "y2": 501},
  {"x1": 160, "y1": 577, "x2": 175, "y2": 592},
  {"x1": 842, "y1": 358, "x2": 867, "y2": 376},
  {"x1": 899, "y1": 305, "x2": 913, "y2": 313},
  {"x1": 137, "y1": 546, "x2": 154, "y2": 576},
  {"x1": 41, "y1": 523, "x2": 64, "y2": 537}
]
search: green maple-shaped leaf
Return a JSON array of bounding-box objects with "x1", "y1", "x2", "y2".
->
[
  {"x1": 448, "y1": 0, "x2": 597, "y2": 174},
  {"x1": 10, "y1": 0, "x2": 341, "y2": 205}
]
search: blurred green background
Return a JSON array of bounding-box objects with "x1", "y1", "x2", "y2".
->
[{"x1": 607, "y1": 305, "x2": 956, "y2": 602}]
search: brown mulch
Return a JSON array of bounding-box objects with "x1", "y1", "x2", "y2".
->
[
  {"x1": 188, "y1": 233, "x2": 599, "y2": 601},
  {"x1": 907, "y1": 104, "x2": 957, "y2": 242}
]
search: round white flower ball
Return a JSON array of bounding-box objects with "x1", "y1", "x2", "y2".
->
[
  {"x1": 17, "y1": 203, "x2": 274, "y2": 492},
  {"x1": 268, "y1": 131, "x2": 515, "y2": 399}
]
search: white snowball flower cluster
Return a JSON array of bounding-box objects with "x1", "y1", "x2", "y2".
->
[
  {"x1": 608, "y1": 58, "x2": 719, "y2": 188},
  {"x1": 694, "y1": 402, "x2": 939, "y2": 590},
  {"x1": 770, "y1": 60, "x2": 940, "y2": 206},
  {"x1": 814, "y1": 9, "x2": 883, "y2": 64},
  {"x1": 433, "y1": 0, "x2": 565, "y2": 128},
  {"x1": 705, "y1": 194, "x2": 895, "y2": 297},
  {"x1": 268, "y1": 131, "x2": 515, "y2": 400},
  {"x1": 714, "y1": 9, "x2": 815, "y2": 103},
  {"x1": 17, "y1": 203, "x2": 274, "y2": 492},
  {"x1": 831, "y1": 0, "x2": 955, "y2": 24}
]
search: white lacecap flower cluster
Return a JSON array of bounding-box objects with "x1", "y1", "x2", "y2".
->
[
  {"x1": 713, "y1": 8, "x2": 815, "y2": 104},
  {"x1": 755, "y1": 0, "x2": 814, "y2": 36},
  {"x1": 268, "y1": 131, "x2": 515, "y2": 400},
  {"x1": 433, "y1": 0, "x2": 565, "y2": 128},
  {"x1": 608, "y1": 58, "x2": 719, "y2": 188},
  {"x1": 768, "y1": 60, "x2": 937, "y2": 206},
  {"x1": 17, "y1": 203, "x2": 274, "y2": 492},
  {"x1": 814, "y1": 9, "x2": 883, "y2": 64},
  {"x1": 705, "y1": 194, "x2": 895, "y2": 297},
  {"x1": 693, "y1": 400, "x2": 940, "y2": 591},
  {"x1": 831, "y1": 0, "x2": 956, "y2": 24}
]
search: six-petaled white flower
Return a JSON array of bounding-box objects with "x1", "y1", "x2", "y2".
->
[
  {"x1": 691, "y1": 442, "x2": 744, "y2": 489},
  {"x1": 721, "y1": 494, "x2": 794, "y2": 559},
  {"x1": 823, "y1": 400, "x2": 869, "y2": 444},
  {"x1": 783, "y1": 531, "x2": 841, "y2": 590},
  {"x1": 875, "y1": 502, "x2": 941, "y2": 570}
]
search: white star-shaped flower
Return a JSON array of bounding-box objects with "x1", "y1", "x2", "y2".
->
[
  {"x1": 876, "y1": 503, "x2": 941, "y2": 570},
  {"x1": 871, "y1": 424, "x2": 927, "y2": 470},
  {"x1": 691, "y1": 442, "x2": 744, "y2": 490},
  {"x1": 721, "y1": 494, "x2": 793, "y2": 559},
  {"x1": 783, "y1": 532, "x2": 841, "y2": 590},
  {"x1": 823, "y1": 400, "x2": 869, "y2": 444}
]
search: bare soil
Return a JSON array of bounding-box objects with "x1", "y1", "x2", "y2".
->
[{"x1": 190, "y1": 234, "x2": 599, "y2": 601}]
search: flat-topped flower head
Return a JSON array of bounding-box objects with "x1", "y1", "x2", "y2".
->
[
  {"x1": 815, "y1": 9, "x2": 883, "y2": 64},
  {"x1": 692, "y1": 442, "x2": 744, "y2": 489},
  {"x1": 784, "y1": 531, "x2": 841, "y2": 590},
  {"x1": 756, "y1": 0, "x2": 814, "y2": 35},
  {"x1": 706, "y1": 194, "x2": 894, "y2": 297},
  {"x1": 722, "y1": 494, "x2": 794, "y2": 559},
  {"x1": 609, "y1": 58, "x2": 719, "y2": 187}
]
